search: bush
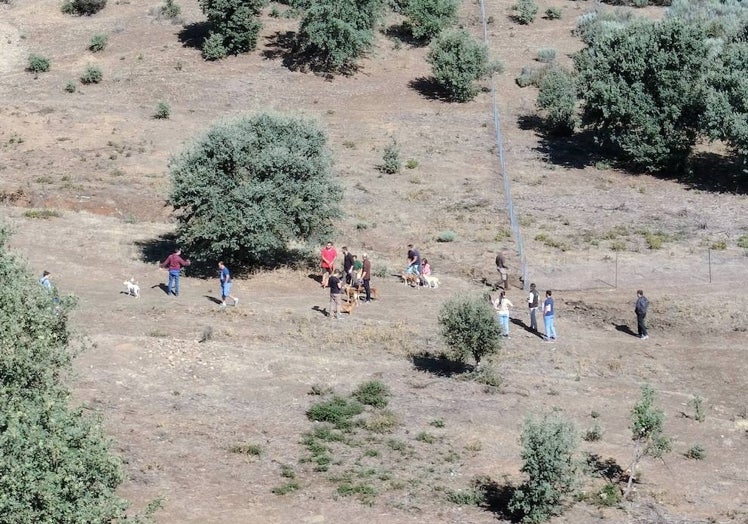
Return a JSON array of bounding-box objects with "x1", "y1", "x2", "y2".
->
[
  {"x1": 61, "y1": 0, "x2": 107, "y2": 15},
  {"x1": 0, "y1": 226, "x2": 127, "y2": 522},
  {"x1": 64, "y1": 80, "x2": 77, "y2": 93},
  {"x1": 509, "y1": 413, "x2": 579, "y2": 523},
  {"x1": 625, "y1": 384, "x2": 671, "y2": 498},
  {"x1": 161, "y1": 0, "x2": 181, "y2": 19},
  {"x1": 80, "y1": 64, "x2": 103, "y2": 84},
  {"x1": 536, "y1": 48, "x2": 556, "y2": 63},
  {"x1": 168, "y1": 113, "x2": 342, "y2": 266},
  {"x1": 438, "y1": 294, "x2": 502, "y2": 365},
  {"x1": 516, "y1": 65, "x2": 547, "y2": 88},
  {"x1": 307, "y1": 396, "x2": 364, "y2": 429},
  {"x1": 685, "y1": 444, "x2": 706, "y2": 460},
  {"x1": 688, "y1": 394, "x2": 706, "y2": 422},
  {"x1": 153, "y1": 102, "x2": 171, "y2": 119},
  {"x1": 545, "y1": 7, "x2": 561, "y2": 20},
  {"x1": 89, "y1": 33, "x2": 108, "y2": 52},
  {"x1": 405, "y1": 0, "x2": 460, "y2": 42},
  {"x1": 594, "y1": 483, "x2": 622, "y2": 507},
  {"x1": 436, "y1": 230, "x2": 456, "y2": 242},
  {"x1": 583, "y1": 422, "x2": 603, "y2": 442},
  {"x1": 537, "y1": 67, "x2": 577, "y2": 136},
  {"x1": 198, "y1": 0, "x2": 265, "y2": 57},
  {"x1": 352, "y1": 380, "x2": 391, "y2": 408},
  {"x1": 738, "y1": 234, "x2": 748, "y2": 249},
  {"x1": 427, "y1": 29, "x2": 493, "y2": 102},
  {"x1": 201, "y1": 33, "x2": 228, "y2": 60},
  {"x1": 378, "y1": 138, "x2": 401, "y2": 174},
  {"x1": 513, "y1": 0, "x2": 538, "y2": 25},
  {"x1": 27, "y1": 54, "x2": 50, "y2": 73},
  {"x1": 295, "y1": 0, "x2": 384, "y2": 73}
]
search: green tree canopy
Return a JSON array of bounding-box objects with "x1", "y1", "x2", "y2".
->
[
  {"x1": 438, "y1": 294, "x2": 502, "y2": 365},
  {"x1": 427, "y1": 29, "x2": 494, "y2": 102},
  {"x1": 0, "y1": 227, "x2": 126, "y2": 523},
  {"x1": 168, "y1": 113, "x2": 343, "y2": 266},
  {"x1": 199, "y1": 0, "x2": 266, "y2": 58},
  {"x1": 405, "y1": 0, "x2": 459, "y2": 42}
]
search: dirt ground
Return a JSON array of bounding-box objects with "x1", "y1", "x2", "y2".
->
[{"x1": 1, "y1": 1, "x2": 747, "y2": 523}]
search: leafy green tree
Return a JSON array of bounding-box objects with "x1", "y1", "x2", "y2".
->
[
  {"x1": 666, "y1": 0, "x2": 748, "y2": 39},
  {"x1": 199, "y1": 0, "x2": 266, "y2": 57},
  {"x1": 168, "y1": 113, "x2": 342, "y2": 266},
  {"x1": 625, "y1": 384, "x2": 671, "y2": 499},
  {"x1": 405, "y1": 0, "x2": 459, "y2": 42},
  {"x1": 427, "y1": 29, "x2": 494, "y2": 102},
  {"x1": 62, "y1": 0, "x2": 107, "y2": 16},
  {"x1": 574, "y1": 19, "x2": 711, "y2": 172},
  {"x1": 296, "y1": 0, "x2": 384, "y2": 73},
  {"x1": 438, "y1": 294, "x2": 501, "y2": 365},
  {"x1": 0, "y1": 227, "x2": 126, "y2": 522},
  {"x1": 509, "y1": 413, "x2": 579, "y2": 523},
  {"x1": 537, "y1": 67, "x2": 576, "y2": 136}
]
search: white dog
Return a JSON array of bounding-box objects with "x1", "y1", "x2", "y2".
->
[
  {"x1": 422, "y1": 275, "x2": 440, "y2": 289},
  {"x1": 123, "y1": 278, "x2": 140, "y2": 298}
]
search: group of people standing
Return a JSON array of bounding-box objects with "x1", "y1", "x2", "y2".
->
[
  {"x1": 493, "y1": 284, "x2": 556, "y2": 341},
  {"x1": 320, "y1": 242, "x2": 372, "y2": 319},
  {"x1": 404, "y1": 244, "x2": 434, "y2": 286}
]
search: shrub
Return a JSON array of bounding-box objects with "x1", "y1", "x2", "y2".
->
[
  {"x1": 64, "y1": 80, "x2": 77, "y2": 93},
  {"x1": 583, "y1": 422, "x2": 603, "y2": 442},
  {"x1": 379, "y1": 138, "x2": 401, "y2": 174},
  {"x1": 710, "y1": 240, "x2": 727, "y2": 250},
  {"x1": 545, "y1": 7, "x2": 561, "y2": 20},
  {"x1": 688, "y1": 394, "x2": 706, "y2": 422},
  {"x1": 201, "y1": 33, "x2": 228, "y2": 60},
  {"x1": 153, "y1": 102, "x2": 171, "y2": 119},
  {"x1": 685, "y1": 444, "x2": 706, "y2": 460},
  {"x1": 438, "y1": 294, "x2": 502, "y2": 365},
  {"x1": 295, "y1": 0, "x2": 384, "y2": 73},
  {"x1": 536, "y1": 48, "x2": 556, "y2": 63},
  {"x1": 352, "y1": 380, "x2": 391, "y2": 408},
  {"x1": 509, "y1": 413, "x2": 579, "y2": 523},
  {"x1": 168, "y1": 113, "x2": 342, "y2": 266},
  {"x1": 625, "y1": 384, "x2": 671, "y2": 498},
  {"x1": 89, "y1": 33, "x2": 108, "y2": 52},
  {"x1": 61, "y1": 0, "x2": 107, "y2": 15},
  {"x1": 198, "y1": 0, "x2": 265, "y2": 57},
  {"x1": 161, "y1": 0, "x2": 181, "y2": 18},
  {"x1": 436, "y1": 230, "x2": 456, "y2": 242},
  {"x1": 80, "y1": 64, "x2": 103, "y2": 84},
  {"x1": 513, "y1": 0, "x2": 538, "y2": 25},
  {"x1": 537, "y1": 67, "x2": 577, "y2": 136},
  {"x1": 27, "y1": 54, "x2": 50, "y2": 73},
  {"x1": 594, "y1": 483, "x2": 622, "y2": 507},
  {"x1": 0, "y1": 226, "x2": 128, "y2": 522},
  {"x1": 405, "y1": 0, "x2": 460, "y2": 42},
  {"x1": 405, "y1": 158, "x2": 418, "y2": 169},
  {"x1": 307, "y1": 396, "x2": 364, "y2": 429},
  {"x1": 738, "y1": 234, "x2": 748, "y2": 249},
  {"x1": 516, "y1": 65, "x2": 546, "y2": 88},
  {"x1": 427, "y1": 29, "x2": 493, "y2": 102}
]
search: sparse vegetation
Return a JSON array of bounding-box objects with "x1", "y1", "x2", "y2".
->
[
  {"x1": 352, "y1": 380, "x2": 391, "y2": 408},
  {"x1": 688, "y1": 394, "x2": 706, "y2": 422},
  {"x1": 80, "y1": 65, "x2": 103, "y2": 84},
  {"x1": 64, "y1": 80, "x2": 77, "y2": 93},
  {"x1": 23, "y1": 209, "x2": 61, "y2": 219},
  {"x1": 89, "y1": 33, "x2": 108, "y2": 52},
  {"x1": 436, "y1": 230, "x2": 456, "y2": 242},
  {"x1": 545, "y1": 7, "x2": 561, "y2": 20},
  {"x1": 594, "y1": 483, "x2": 622, "y2": 507},
  {"x1": 536, "y1": 48, "x2": 556, "y2": 63},
  {"x1": 379, "y1": 138, "x2": 401, "y2": 174},
  {"x1": 153, "y1": 102, "x2": 171, "y2": 119},
  {"x1": 685, "y1": 444, "x2": 706, "y2": 460},
  {"x1": 229, "y1": 443, "x2": 262, "y2": 455},
  {"x1": 405, "y1": 158, "x2": 418, "y2": 169},
  {"x1": 626, "y1": 385, "x2": 671, "y2": 499},
  {"x1": 583, "y1": 422, "x2": 603, "y2": 442},
  {"x1": 27, "y1": 54, "x2": 50, "y2": 73},
  {"x1": 62, "y1": 0, "x2": 107, "y2": 16},
  {"x1": 307, "y1": 396, "x2": 364, "y2": 430},
  {"x1": 513, "y1": 0, "x2": 538, "y2": 25},
  {"x1": 427, "y1": 29, "x2": 495, "y2": 102},
  {"x1": 160, "y1": 0, "x2": 181, "y2": 19},
  {"x1": 738, "y1": 234, "x2": 748, "y2": 249}
]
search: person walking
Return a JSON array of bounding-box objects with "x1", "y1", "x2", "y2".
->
[
  {"x1": 493, "y1": 291, "x2": 513, "y2": 337},
  {"x1": 405, "y1": 244, "x2": 421, "y2": 275},
  {"x1": 39, "y1": 270, "x2": 53, "y2": 293},
  {"x1": 328, "y1": 270, "x2": 343, "y2": 319},
  {"x1": 362, "y1": 253, "x2": 372, "y2": 303},
  {"x1": 635, "y1": 289, "x2": 649, "y2": 340},
  {"x1": 543, "y1": 290, "x2": 557, "y2": 341},
  {"x1": 495, "y1": 250, "x2": 509, "y2": 290},
  {"x1": 527, "y1": 283, "x2": 540, "y2": 332},
  {"x1": 342, "y1": 246, "x2": 354, "y2": 285},
  {"x1": 218, "y1": 261, "x2": 238, "y2": 308},
  {"x1": 161, "y1": 248, "x2": 191, "y2": 297},
  {"x1": 320, "y1": 241, "x2": 337, "y2": 288}
]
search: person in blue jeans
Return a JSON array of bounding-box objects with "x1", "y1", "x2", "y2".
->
[
  {"x1": 543, "y1": 289, "x2": 557, "y2": 341},
  {"x1": 160, "y1": 248, "x2": 191, "y2": 296},
  {"x1": 218, "y1": 261, "x2": 238, "y2": 308}
]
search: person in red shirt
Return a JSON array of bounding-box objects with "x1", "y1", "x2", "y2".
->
[
  {"x1": 320, "y1": 241, "x2": 337, "y2": 288},
  {"x1": 160, "y1": 248, "x2": 191, "y2": 296}
]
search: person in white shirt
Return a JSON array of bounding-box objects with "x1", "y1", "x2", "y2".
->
[
  {"x1": 493, "y1": 291, "x2": 513, "y2": 337},
  {"x1": 527, "y1": 283, "x2": 540, "y2": 332}
]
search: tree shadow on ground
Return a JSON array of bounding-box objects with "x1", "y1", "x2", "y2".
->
[
  {"x1": 261, "y1": 30, "x2": 356, "y2": 78},
  {"x1": 585, "y1": 453, "x2": 625, "y2": 483},
  {"x1": 614, "y1": 323, "x2": 637, "y2": 337},
  {"x1": 410, "y1": 350, "x2": 473, "y2": 377},
  {"x1": 177, "y1": 21, "x2": 211, "y2": 50},
  {"x1": 681, "y1": 152, "x2": 747, "y2": 195},
  {"x1": 261, "y1": 30, "x2": 296, "y2": 62},
  {"x1": 519, "y1": 114, "x2": 601, "y2": 170},
  {"x1": 136, "y1": 232, "x2": 178, "y2": 266},
  {"x1": 472, "y1": 476, "x2": 521, "y2": 522},
  {"x1": 409, "y1": 77, "x2": 452, "y2": 102},
  {"x1": 382, "y1": 23, "x2": 426, "y2": 47}
]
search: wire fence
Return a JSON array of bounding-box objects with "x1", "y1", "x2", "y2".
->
[{"x1": 478, "y1": 0, "x2": 529, "y2": 291}]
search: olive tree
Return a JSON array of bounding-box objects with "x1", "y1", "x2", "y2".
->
[
  {"x1": 199, "y1": 0, "x2": 266, "y2": 59},
  {"x1": 427, "y1": 29, "x2": 496, "y2": 102},
  {"x1": 168, "y1": 113, "x2": 343, "y2": 266},
  {"x1": 438, "y1": 294, "x2": 502, "y2": 365}
]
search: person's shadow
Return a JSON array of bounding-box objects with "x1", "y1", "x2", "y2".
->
[
  {"x1": 311, "y1": 305, "x2": 328, "y2": 317},
  {"x1": 204, "y1": 295, "x2": 222, "y2": 305},
  {"x1": 152, "y1": 283, "x2": 170, "y2": 296},
  {"x1": 614, "y1": 323, "x2": 638, "y2": 337},
  {"x1": 511, "y1": 318, "x2": 545, "y2": 339}
]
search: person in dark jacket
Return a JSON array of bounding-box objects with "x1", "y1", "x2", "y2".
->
[
  {"x1": 342, "y1": 246, "x2": 354, "y2": 285},
  {"x1": 635, "y1": 289, "x2": 649, "y2": 340}
]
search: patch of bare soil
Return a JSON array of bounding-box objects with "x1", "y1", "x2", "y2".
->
[{"x1": 1, "y1": 0, "x2": 747, "y2": 523}]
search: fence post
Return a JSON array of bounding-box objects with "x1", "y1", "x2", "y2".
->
[
  {"x1": 708, "y1": 248, "x2": 712, "y2": 284},
  {"x1": 615, "y1": 251, "x2": 618, "y2": 289}
]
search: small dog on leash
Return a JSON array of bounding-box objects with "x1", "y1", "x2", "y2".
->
[
  {"x1": 422, "y1": 275, "x2": 440, "y2": 288},
  {"x1": 123, "y1": 278, "x2": 140, "y2": 298}
]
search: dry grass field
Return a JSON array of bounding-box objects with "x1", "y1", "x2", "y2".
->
[{"x1": 1, "y1": 0, "x2": 747, "y2": 523}]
